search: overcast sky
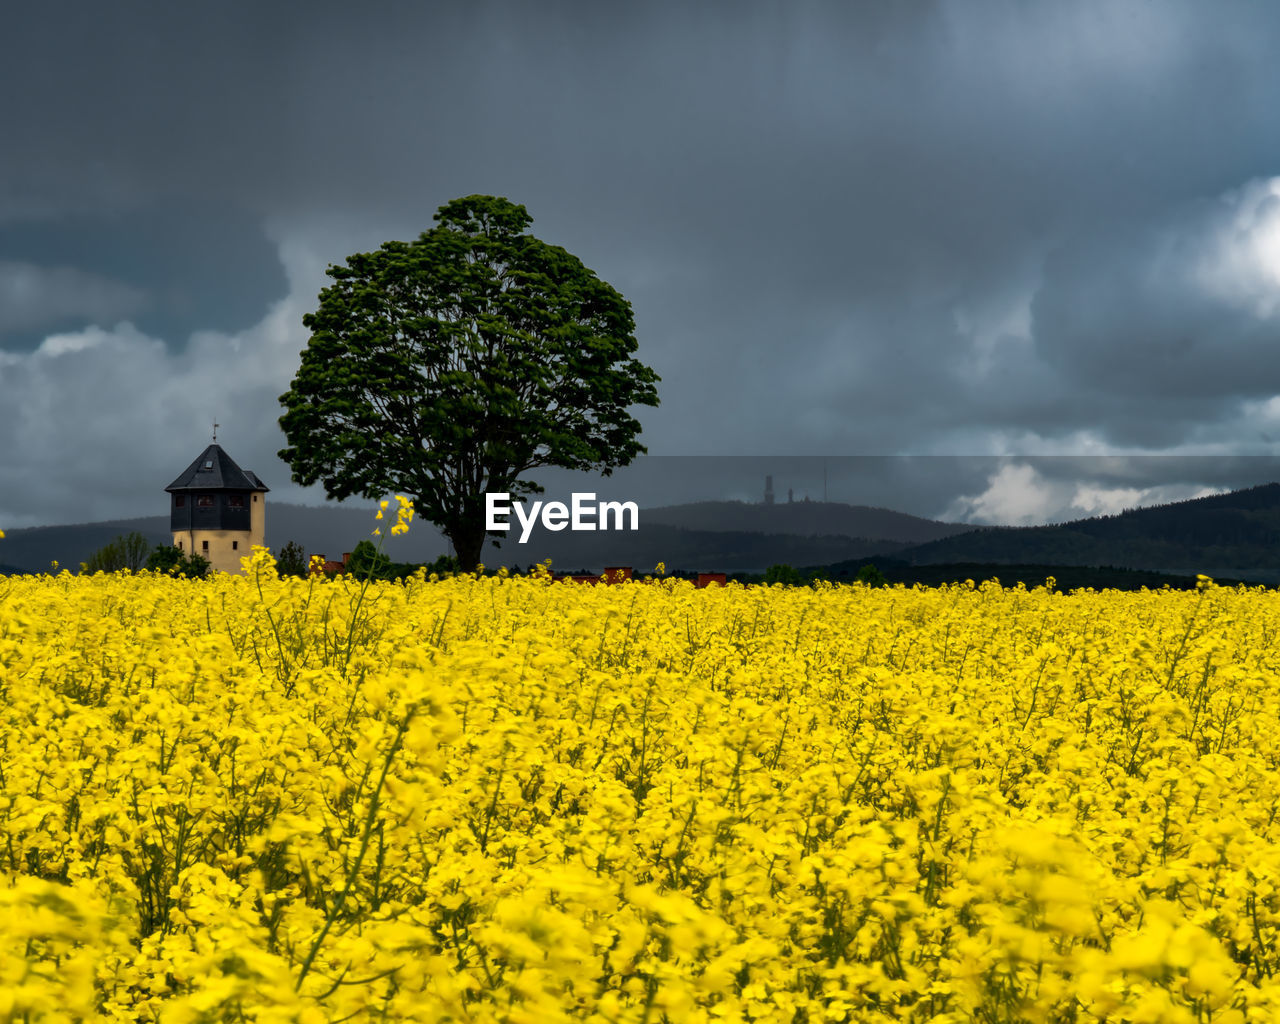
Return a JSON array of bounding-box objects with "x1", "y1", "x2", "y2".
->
[{"x1": 4, "y1": 1, "x2": 1280, "y2": 529}]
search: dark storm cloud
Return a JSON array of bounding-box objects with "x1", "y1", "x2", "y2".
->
[
  {"x1": 1030, "y1": 180, "x2": 1280, "y2": 445},
  {"x1": 0, "y1": 261, "x2": 146, "y2": 339},
  {"x1": 4, "y1": 1, "x2": 1280, "y2": 529},
  {"x1": 0, "y1": 202, "x2": 286, "y2": 351}
]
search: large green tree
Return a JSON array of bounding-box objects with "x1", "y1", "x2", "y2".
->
[{"x1": 278, "y1": 195, "x2": 660, "y2": 570}]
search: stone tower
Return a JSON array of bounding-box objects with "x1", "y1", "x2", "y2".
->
[{"x1": 165, "y1": 443, "x2": 268, "y2": 573}]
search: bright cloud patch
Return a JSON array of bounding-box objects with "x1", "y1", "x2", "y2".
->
[
  {"x1": 1032, "y1": 177, "x2": 1280, "y2": 414},
  {"x1": 944, "y1": 462, "x2": 1228, "y2": 526},
  {"x1": 0, "y1": 239, "x2": 329, "y2": 528},
  {"x1": 944, "y1": 463, "x2": 1058, "y2": 526},
  {"x1": 1193, "y1": 177, "x2": 1280, "y2": 318}
]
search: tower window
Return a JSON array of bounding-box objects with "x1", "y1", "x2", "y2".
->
[
  {"x1": 175, "y1": 495, "x2": 186, "y2": 508},
  {"x1": 177, "y1": 539, "x2": 182, "y2": 550},
  {"x1": 202, "y1": 540, "x2": 209, "y2": 552},
  {"x1": 229, "y1": 494, "x2": 246, "y2": 508},
  {"x1": 197, "y1": 495, "x2": 214, "y2": 508},
  {"x1": 232, "y1": 541, "x2": 238, "y2": 550},
  {"x1": 203, "y1": 460, "x2": 214, "y2": 470}
]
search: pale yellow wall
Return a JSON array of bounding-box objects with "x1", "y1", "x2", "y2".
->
[
  {"x1": 173, "y1": 489, "x2": 266, "y2": 574},
  {"x1": 250, "y1": 490, "x2": 265, "y2": 546},
  {"x1": 173, "y1": 529, "x2": 249, "y2": 574}
]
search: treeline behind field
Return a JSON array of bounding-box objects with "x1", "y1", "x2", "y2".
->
[{"x1": 794, "y1": 560, "x2": 1260, "y2": 592}]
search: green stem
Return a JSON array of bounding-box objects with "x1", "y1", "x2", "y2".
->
[{"x1": 294, "y1": 710, "x2": 414, "y2": 993}]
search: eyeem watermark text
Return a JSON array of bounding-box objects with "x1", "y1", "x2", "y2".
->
[{"x1": 486, "y1": 493, "x2": 639, "y2": 543}]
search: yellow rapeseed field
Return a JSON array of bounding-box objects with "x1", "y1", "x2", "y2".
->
[{"x1": 1, "y1": 524, "x2": 1279, "y2": 1021}]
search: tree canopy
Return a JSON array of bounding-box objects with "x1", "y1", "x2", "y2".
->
[
  {"x1": 278, "y1": 195, "x2": 660, "y2": 570},
  {"x1": 80, "y1": 531, "x2": 152, "y2": 574}
]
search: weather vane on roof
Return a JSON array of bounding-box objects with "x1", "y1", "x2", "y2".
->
[{"x1": 213, "y1": 420, "x2": 220, "y2": 443}]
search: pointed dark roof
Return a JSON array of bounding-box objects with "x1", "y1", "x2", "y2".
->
[{"x1": 165, "y1": 444, "x2": 270, "y2": 493}]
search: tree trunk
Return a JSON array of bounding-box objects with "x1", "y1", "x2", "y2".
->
[{"x1": 449, "y1": 521, "x2": 487, "y2": 573}]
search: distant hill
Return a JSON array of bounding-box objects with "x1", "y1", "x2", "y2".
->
[
  {"x1": 500, "y1": 525, "x2": 909, "y2": 574},
  {"x1": 9, "y1": 486, "x2": 1276, "y2": 580},
  {"x1": 641, "y1": 500, "x2": 969, "y2": 543},
  {"x1": 503, "y1": 499, "x2": 967, "y2": 572},
  {"x1": 0, "y1": 498, "x2": 965, "y2": 575},
  {"x1": 890, "y1": 482, "x2": 1280, "y2": 584},
  {"x1": 0, "y1": 517, "x2": 172, "y2": 574}
]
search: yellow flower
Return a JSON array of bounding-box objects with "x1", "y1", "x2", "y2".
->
[
  {"x1": 390, "y1": 494, "x2": 415, "y2": 536},
  {"x1": 5, "y1": 560, "x2": 1280, "y2": 1019}
]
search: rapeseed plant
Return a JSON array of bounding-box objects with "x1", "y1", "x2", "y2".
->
[{"x1": 2, "y1": 526, "x2": 1280, "y2": 1021}]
